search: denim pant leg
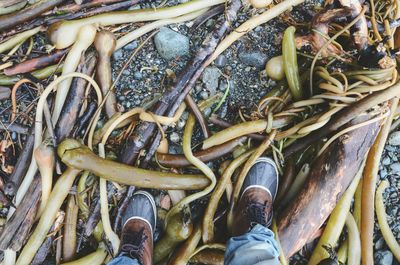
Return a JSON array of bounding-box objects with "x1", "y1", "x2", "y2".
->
[
  {"x1": 224, "y1": 224, "x2": 281, "y2": 265},
  {"x1": 107, "y1": 256, "x2": 141, "y2": 265}
]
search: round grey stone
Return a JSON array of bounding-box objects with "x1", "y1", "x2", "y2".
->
[
  {"x1": 388, "y1": 131, "x2": 400, "y2": 146},
  {"x1": 113, "y1": 49, "x2": 123, "y2": 60},
  {"x1": 124, "y1": 41, "x2": 138, "y2": 51},
  {"x1": 390, "y1": 162, "x2": 400, "y2": 174},
  {"x1": 170, "y1": 132, "x2": 180, "y2": 143},
  {"x1": 200, "y1": 91, "x2": 209, "y2": 100},
  {"x1": 215, "y1": 55, "x2": 227, "y2": 68},
  {"x1": 154, "y1": 27, "x2": 189, "y2": 61},
  {"x1": 238, "y1": 49, "x2": 268, "y2": 69},
  {"x1": 201, "y1": 67, "x2": 221, "y2": 94},
  {"x1": 375, "y1": 237, "x2": 385, "y2": 250},
  {"x1": 382, "y1": 156, "x2": 391, "y2": 166},
  {"x1": 375, "y1": 250, "x2": 393, "y2": 265},
  {"x1": 133, "y1": 72, "x2": 143, "y2": 80}
]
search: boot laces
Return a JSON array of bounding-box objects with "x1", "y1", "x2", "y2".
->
[
  {"x1": 246, "y1": 201, "x2": 271, "y2": 227},
  {"x1": 120, "y1": 227, "x2": 148, "y2": 261}
]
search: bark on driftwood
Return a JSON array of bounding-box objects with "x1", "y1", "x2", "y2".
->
[
  {"x1": 277, "y1": 115, "x2": 381, "y2": 257},
  {"x1": 4, "y1": 49, "x2": 67, "y2": 76},
  {"x1": 4, "y1": 129, "x2": 34, "y2": 196},
  {"x1": 0, "y1": 0, "x2": 65, "y2": 32},
  {"x1": 0, "y1": 175, "x2": 41, "y2": 251},
  {"x1": 55, "y1": 51, "x2": 97, "y2": 142}
]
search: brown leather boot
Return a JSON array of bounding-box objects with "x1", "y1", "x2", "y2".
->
[
  {"x1": 232, "y1": 157, "x2": 278, "y2": 236},
  {"x1": 118, "y1": 191, "x2": 156, "y2": 265}
]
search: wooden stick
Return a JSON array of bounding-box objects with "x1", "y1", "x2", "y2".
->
[
  {"x1": 4, "y1": 49, "x2": 67, "y2": 76},
  {"x1": 0, "y1": 0, "x2": 65, "y2": 32},
  {"x1": 0, "y1": 175, "x2": 41, "y2": 251}
]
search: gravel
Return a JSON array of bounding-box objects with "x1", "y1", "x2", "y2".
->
[{"x1": 154, "y1": 27, "x2": 190, "y2": 61}]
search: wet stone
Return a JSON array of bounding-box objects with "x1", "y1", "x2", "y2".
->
[
  {"x1": 375, "y1": 250, "x2": 393, "y2": 265},
  {"x1": 390, "y1": 163, "x2": 400, "y2": 174},
  {"x1": 113, "y1": 49, "x2": 124, "y2": 60},
  {"x1": 238, "y1": 49, "x2": 268, "y2": 69},
  {"x1": 202, "y1": 67, "x2": 221, "y2": 94},
  {"x1": 382, "y1": 157, "x2": 391, "y2": 166},
  {"x1": 375, "y1": 237, "x2": 385, "y2": 250},
  {"x1": 124, "y1": 40, "x2": 138, "y2": 50},
  {"x1": 170, "y1": 132, "x2": 179, "y2": 143},
  {"x1": 388, "y1": 131, "x2": 400, "y2": 146},
  {"x1": 154, "y1": 27, "x2": 189, "y2": 61},
  {"x1": 215, "y1": 55, "x2": 227, "y2": 68}
]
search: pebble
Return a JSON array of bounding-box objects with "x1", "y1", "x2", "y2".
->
[
  {"x1": 390, "y1": 163, "x2": 400, "y2": 174},
  {"x1": 215, "y1": 55, "x2": 227, "y2": 68},
  {"x1": 388, "y1": 131, "x2": 400, "y2": 146},
  {"x1": 375, "y1": 250, "x2": 393, "y2": 265},
  {"x1": 375, "y1": 237, "x2": 385, "y2": 250},
  {"x1": 200, "y1": 91, "x2": 209, "y2": 100},
  {"x1": 170, "y1": 132, "x2": 180, "y2": 143},
  {"x1": 154, "y1": 27, "x2": 189, "y2": 61},
  {"x1": 386, "y1": 145, "x2": 396, "y2": 152},
  {"x1": 238, "y1": 49, "x2": 268, "y2": 69},
  {"x1": 124, "y1": 40, "x2": 138, "y2": 51},
  {"x1": 113, "y1": 49, "x2": 124, "y2": 60},
  {"x1": 382, "y1": 157, "x2": 391, "y2": 166},
  {"x1": 177, "y1": 119, "x2": 186, "y2": 129},
  {"x1": 133, "y1": 72, "x2": 143, "y2": 80},
  {"x1": 201, "y1": 67, "x2": 221, "y2": 94}
]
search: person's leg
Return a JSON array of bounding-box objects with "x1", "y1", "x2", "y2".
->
[
  {"x1": 107, "y1": 190, "x2": 157, "y2": 265},
  {"x1": 225, "y1": 157, "x2": 281, "y2": 265},
  {"x1": 107, "y1": 256, "x2": 140, "y2": 265}
]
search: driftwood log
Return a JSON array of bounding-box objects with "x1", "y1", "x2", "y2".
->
[
  {"x1": 277, "y1": 114, "x2": 381, "y2": 257},
  {"x1": 55, "y1": 51, "x2": 97, "y2": 142},
  {"x1": 0, "y1": 0, "x2": 65, "y2": 32},
  {"x1": 0, "y1": 175, "x2": 41, "y2": 251},
  {"x1": 4, "y1": 129, "x2": 34, "y2": 196}
]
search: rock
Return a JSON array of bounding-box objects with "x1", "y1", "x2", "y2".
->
[
  {"x1": 215, "y1": 55, "x2": 227, "y2": 67},
  {"x1": 238, "y1": 49, "x2": 268, "y2": 69},
  {"x1": 375, "y1": 250, "x2": 393, "y2": 265},
  {"x1": 200, "y1": 91, "x2": 209, "y2": 100},
  {"x1": 380, "y1": 168, "x2": 388, "y2": 179},
  {"x1": 385, "y1": 144, "x2": 396, "y2": 152},
  {"x1": 177, "y1": 119, "x2": 186, "y2": 129},
  {"x1": 388, "y1": 131, "x2": 400, "y2": 146},
  {"x1": 113, "y1": 49, "x2": 123, "y2": 60},
  {"x1": 390, "y1": 163, "x2": 400, "y2": 174},
  {"x1": 0, "y1": 86, "x2": 11, "y2": 100},
  {"x1": 124, "y1": 40, "x2": 138, "y2": 50},
  {"x1": 154, "y1": 27, "x2": 189, "y2": 61},
  {"x1": 201, "y1": 67, "x2": 221, "y2": 94},
  {"x1": 375, "y1": 237, "x2": 385, "y2": 250},
  {"x1": 133, "y1": 72, "x2": 143, "y2": 80},
  {"x1": 382, "y1": 156, "x2": 391, "y2": 166},
  {"x1": 170, "y1": 132, "x2": 180, "y2": 143}
]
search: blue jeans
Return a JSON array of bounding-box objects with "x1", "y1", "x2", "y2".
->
[{"x1": 108, "y1": 224, "x2": 280, "y2": 265}]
